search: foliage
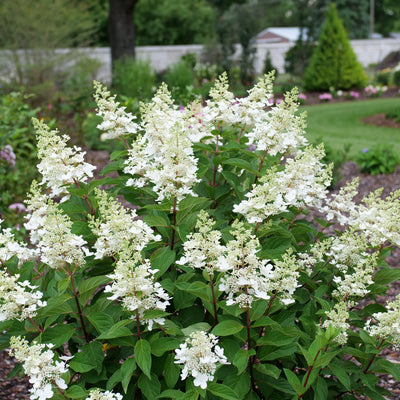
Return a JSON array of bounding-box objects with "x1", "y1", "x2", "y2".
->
[
  {"x1": 393, "y1": 70, "x2": 400, "y2": 87},
  {"x1": 0, "y1": 0, "x2": 98, "y2": 104},
  {"x1": 135, "y1": 0, "x2": 215, "y2": 45},
  {"x1": 356, "y1": 145, "x2": 399, "y2": 175},
  {"x1": 284, "y1": 40, "x2": 315, "y2": 78},
  {"x1": 163, "y1": 58, "x2": 197, "y2": 103},
  {"x1": 303, "y1": 4, "x2": 367, "y2": 91},
  {"x1": 113, "y1": 58, "x2": 155, "y2": 100},
  {"x1": 374, "y1": 0, "x2": 400, "y2": 37},
  {"x1": 2, "y1": 75, "x2": 400, "y2": 400},
  {"x1": 374, "y1": 68, "x2": 391, "y2": 86},
  {"x1": 0, "y1": 92, "x2": 42, "y2": 223}
]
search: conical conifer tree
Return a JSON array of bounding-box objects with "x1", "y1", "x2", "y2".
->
[{"x1": 303, "y1": 3, "x2": 367, "y2": 91}]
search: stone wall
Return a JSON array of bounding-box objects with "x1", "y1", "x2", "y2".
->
[{"x1": 2, "y1": 39, "x2": 400, "y2": 83}]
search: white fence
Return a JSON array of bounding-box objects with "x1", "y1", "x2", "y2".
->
[{"x1": 2, "y1": 39, "x2": 400, "y2": 83}]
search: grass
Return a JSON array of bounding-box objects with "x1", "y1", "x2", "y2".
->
[{"x1": 302, "y1": 98, "x2": 400, "y2": 159}]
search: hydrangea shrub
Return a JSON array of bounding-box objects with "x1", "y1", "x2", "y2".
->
[{"x1": 1, "y1": 72, "x2": 400, "y2": 400}]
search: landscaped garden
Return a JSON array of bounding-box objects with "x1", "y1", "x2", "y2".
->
[{"x1": 2, "y1": 1, "x2": 400, "y2": 400}]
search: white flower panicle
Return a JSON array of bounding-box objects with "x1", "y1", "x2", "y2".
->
[
  {"x1": 218, "y1": 221, "x2": 274, "y2": 308},
  {"x1": 174, "y1": 331, "x2": 229, "y2": 389},
  {"x1": 322, "y1": 178, "x2": 359, "y2": 225},
  {"x1": 234, "y1": 145, "x2": 332, "y2": 223},
  {"x1": 0, "y1": 220, "x2": 37, "y2": 264},
  {"x1": 85, "y1": 389, "x2": 123, "y2": 400},
  {"x1": 24, "y1": 181, "x2": 54, "y2": 245},
  {"x1": 89, "y1": 188, "x2": 160, "y2": 259},
  {"x1": 322, "y1": 301, "x2": 352, "y2": 345},
  {"x1": 202, "y1": 72, "x2": 240, "y2": 126},
  {"x1": 354, "y1": 189, "x2": 400, "y2": 247},
  {"x1": 105, "y1": 252, "x2": 170, "y2": 330},
  {"x1": 124, "y1": 85, "x2": 200, "y2": 204},
  {"x1": 268, "y1": 249, "x2": 300, "y2": 305},
  {"x1": 9, "y1": 336, "x2": 69, "y2": 400},
  {"x1": 245, "y1": 87, "x2": 308, "y2": 155},
  {"x1": 94, "y1": 81, "x2": 139, "y2": 141},
  {"x1": 32, "y1": 118, "x2": 95, "y2": 198},
  {"x1": 366, "y1": 294, "x2": 400, "y2": 349},
  {"x1": 24, "y1": 183, "x2": 90, "y2": 269},
  {"x1": 0, "y1": 271, "x2": 46, "y2": 322},
  {"x1": 176, "y1": 210, "x2": 226, "y2": 274},
  {"x1": 332, "y1": 252, "x2": 377, "y2": 300}
]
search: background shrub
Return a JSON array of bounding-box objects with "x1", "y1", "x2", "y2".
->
[
  {"x1": 113, "y1": 58, "x2": 156, "y2": 100},
  {"x1": 356, "y1": 144, "x2": 399, "y2": 175},
  {"x1": 303, "y1": 3, "x2": 367, "y2": 91}
]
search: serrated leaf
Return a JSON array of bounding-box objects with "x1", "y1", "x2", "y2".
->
[
  {"x1": 164, "y1": 353, "x2": 180, "y2": 388},
  {"x1": 121, "y1": 357, "x2": 137, "y2": 393},
  {"x1": 150, "y1": 247, "x2": 175, "y2": 279},
  {"x1": 151, "y1": 337, "x2": 181, "y2": 357},
  {"x1": 69, "y1": 342, "x2": 104, "y2": 373},
  {"x1": 65, "y1": 385, "x2": 87, "y2": 399},
  {"x1": 212, "y1": 320, "x2": 243, "y2": 336},
  {"x1": 181, "y1": 322, "x2": 211, "y2": 337},
  {"x1": 97, "y1": 319, "x2": 133, "y2": 340},
  {"x1": 253, "y1": 363, "x2": 280, "y2": 379},
  {"x1": 284, "y1": 368, "x2": 303, "y2": 395},
  {"x1": 40, "y1": 324, "x2": 76, "y2": 348},
  {"x1": 329, "y1": 361, "x2": 351, "y2": 390},
  {"x1": 87, "y1": 312, "x2": 114, "y2": 334},
  {"x1": 207, "y1": 382, "x2": 239, "y2": 400},
  {"x1": 135, "y1": 339, "x2": 152, "y2": 379},
  {"x1": 158, "y1": 389, "x2": 185, "y2": 399},
  {"x1": 373, "y1": 268, "x2": 400, "y2": 285}
]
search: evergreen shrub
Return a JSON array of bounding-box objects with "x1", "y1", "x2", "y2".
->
[{"x1": 303, "y1": 4, "x2": 367, "y2": 91}]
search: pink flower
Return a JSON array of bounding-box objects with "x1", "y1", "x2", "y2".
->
[
  {"x1": 298, "y1": 93, "x2": 307, "y2": 100},
  {"x1": 319, "y1": 93, "x2": 333, "y2": 101},
  {"x1": 349, "y1": 91, "x2": 359, "y2": 99},
  {"x1": 8, "y1": 203, "x2": 28, "y2": 213}
]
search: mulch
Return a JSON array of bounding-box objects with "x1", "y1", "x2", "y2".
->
[{"x1": 1, "y1": 91, "x2": 400, "y2": 400}]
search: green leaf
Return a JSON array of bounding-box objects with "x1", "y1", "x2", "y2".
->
[
  {"x1": 40, "y1": 324, "x2": 76, "y2": 348},
  {"x1": 37, "y1": 293, "x2": 73, "y2": 317},
  {"x1": 259, "y1": 343, "x2": 297, "y2": 361},
  {"x1": 106, "y1": 369, "x2": 122, "y2": 390},
  {"x1": 284, "y1": 368, "x2": 303, "y2": 395},
  {"x1": 176, "y1": 281, "x2": 213, "y2": 303},
  {"x1": 313, "y1": 376, "x2": 328, "y2": 400},
  {"x1": 253, "y1": 363, "x2": 281, "y2": 379},
  {"x1": 97, "y1": 319, "x2": 133, "y2": 340},
  {"x1": 100, "y1": 159, "x2": 125, "y2": 175},
  {"x1": 87, "y1": 312, "x2": 114, "y2": 334},
  {"x1": 121, "y1": 357, "x2": 137, "y2": 393},
  {"x1": 207, "y1": 382, "x2": 239, "y2": 400},
  {"x1": 135, "y1": 339, "x2": 152, "y2": 379},
  {"x1": 150, "y1": 247, "x2": 176, "y2": 279},
  {"x1": 257, "y1": 330, "x2": 297, "y2": 347},
  {"x1": 78, "y1": 275, "x2": 111, "y2": 306},
  {"x1": 151, "y1": 337, "x2": 181, "y2": 357},
  {"x1": 211, "y1": 320, "x2": 243, "y2": 336},
  {"x1": 138, "y1": 373, "x2": 161, "y2": 399},
  {"x1": 69, "y1": 342, "x2": 104, "y2": 373},
  {"x1": 164, "y1": 353, "x2": 180, "y2": 388},
  {"x1": 181, "y1": 322, "x2": 211, "y2": 337},
  {"x1": 233, "y1": 348, "x2": 254, "y2": 375},
  {"x1": 329, "y1": 360, "x2": 351, "y2": 390},
  {"x1": 65, "y1": 385, "x2": 87, "y2": 399},
  {"x1": 222, "y1": 158, "x2": 257, "y2": 174},
  {"x1": 158, "y1": 390, "x2": 185, "y2": 399},
  {"x1": 373, "y1": 268, "x2": 400, "y2": 285}
]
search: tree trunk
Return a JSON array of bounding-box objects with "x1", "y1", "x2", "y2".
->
[{"x1": 108, "y1": 0, "x2": 138, "y2": 69}]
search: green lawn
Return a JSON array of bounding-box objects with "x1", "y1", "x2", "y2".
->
[{"x1": 302, "y1": 98, "x2": 400, "y2": 159}]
